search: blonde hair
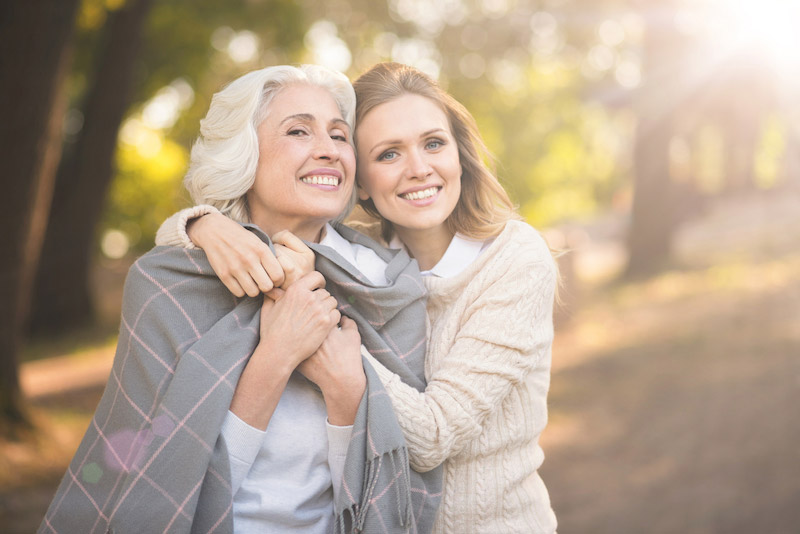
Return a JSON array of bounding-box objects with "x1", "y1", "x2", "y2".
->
[
  {"x1": 352, "y1": 62, "x2": 520, "y2": 242},
  {"x1": 184, "y1": 64, "x2": 357, "y2": 223}
]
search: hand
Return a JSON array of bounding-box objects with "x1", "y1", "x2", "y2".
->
[
  {"x1": 187, "y1": 212, "x2": 285, "y2": 297},
  {"x1": 297, "y1": 316, "x2": 366, "y2": 425},
  {"x1": 228, "y1": 272, "x2": 339, "y2": 432},
  {"x1": 272, "y1": 230, "x2": 315, "y2": 289},
  {"x1": 256, "y1": 271, "x2": 341, "y2": 369}
]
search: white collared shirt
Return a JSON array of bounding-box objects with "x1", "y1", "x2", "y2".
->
[
  {"x1": 389, "y1": 233, "x2": 493, "y2": 279},
  {"x1": 320, "y1": 223, "x2": 389, "y2": 286}
]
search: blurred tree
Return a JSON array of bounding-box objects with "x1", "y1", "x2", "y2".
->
[
  {"x1": 0, "y1": 0, "x2": 80, "y2": 432},
  {"x1": 625, "y1": 0, "x2": 684, "y2": 276},
  {"x1": 30, "y1": 0, "x2": 154, "y2": 336}
]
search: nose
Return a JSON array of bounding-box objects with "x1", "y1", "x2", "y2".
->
[
  {"x1": 312, "y1": 133, "x2": 339, "y2": 161},
  {"x1": 406, "y1": 147, "x2": 433, "y2": 180}
]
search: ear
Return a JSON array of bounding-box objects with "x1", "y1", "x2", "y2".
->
[{"x1": 357, "y1": 183, "x2": 370, "y2": 201}]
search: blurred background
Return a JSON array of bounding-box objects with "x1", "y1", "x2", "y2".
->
[{"x1": 1, "y1": 0, "x2": 798, "y2": 532}]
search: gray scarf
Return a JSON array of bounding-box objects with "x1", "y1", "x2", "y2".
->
[{"x1": 40, "y1": 223, "x2": 442, "y2": 534}]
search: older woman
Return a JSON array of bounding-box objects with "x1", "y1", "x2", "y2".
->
[{"x1": 40, "y1": 65, "x2": 441, "y2": 534}]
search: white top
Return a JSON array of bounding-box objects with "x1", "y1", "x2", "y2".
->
[
  {"x1": 389, "y1": 233, "x2": 492, "y2": 278},
  {"x1": 221, "y1": 379, "x2": 352, "y2": 533},
  {"x1": 320, "y1": 224, "x2": 389, "y2": 285}
]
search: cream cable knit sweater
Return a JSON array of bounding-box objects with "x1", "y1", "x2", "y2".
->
[{"x1": 363, "y1": 220, "x2": 558, "y2": 534}]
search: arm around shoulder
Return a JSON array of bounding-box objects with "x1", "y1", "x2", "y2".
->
[{"x1": 155, "y1": 204, "x2": 220, "y2": 248}]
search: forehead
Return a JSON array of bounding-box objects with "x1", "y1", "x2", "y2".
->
[
  {"x1": 264, "y1": 83, "x2": 343, "y2": 124},
  {"x1": 358, "y1": 94, "x2": 451, "y2": 139}
]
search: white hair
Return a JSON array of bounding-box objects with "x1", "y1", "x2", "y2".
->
[{"x1": 184, "y1": 64, "x2": 357, "y2": 223}]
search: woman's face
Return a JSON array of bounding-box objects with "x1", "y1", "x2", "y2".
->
[
  {"x1": 356, "y1": 93, "x2": 462, "y2": 237},
  {"x1": 247, "y1": 83, "x2": 355, "y2": 240}
]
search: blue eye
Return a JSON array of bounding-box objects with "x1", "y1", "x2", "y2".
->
[
  {"x1": 378, "y1": 151, "x2": 397, "y2": 161},
  {"x1": 426, "y1": 140, "x2": 443, "y2": 150}
]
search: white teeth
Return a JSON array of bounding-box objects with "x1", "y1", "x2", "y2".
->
[
  {"x1": 401, "y1": 186, "x2": 438, "y2": 201},
  {"x1": 301, "y1": 175, "x2": 339, "y2": 186}
]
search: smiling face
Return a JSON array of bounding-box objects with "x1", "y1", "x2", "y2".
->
[
  {"x1": 247, "y1": 83, "x2": 356, "y2": 241},
  {"x1": 355, "y1": 93, "x2": 462, "y2": 241}
]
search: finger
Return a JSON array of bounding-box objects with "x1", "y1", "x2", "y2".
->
[
  {"x1": 339, "y1": 316, "x2": 357, "y2": 330},
  {"x1": 260, "y1": 294, "x2": 276, "y2": 311},
  {"x1": 273, "y1": 230, "x2": 314, "y2": 257},
  {"x1": 294, "y1": 271, "x2": 326, "y2": 292},
  {"x1": 259, "y1": 247, "x2": 285, "y2": 288},
  {"x1": 265, "y1": 287, "x2": 285, "y2": 302},
  {"x1": 275, "y1": 246, "x2": 299, "y2": 281},
  {"x1": 324, "y1": 295, "x2": 339, "y2": 311},
  {"x1": 219, "y1": 274, "x2": 246, "y2": 298},
  {"x1": 329, "y1": 308, "x2": 341, "y2": 325},
  {"x1": 237, "y1": 273, "x2": 262, "y2": 298},
  {"x1": 249, "y1": 268, "x2": 274, "y2": 294}
]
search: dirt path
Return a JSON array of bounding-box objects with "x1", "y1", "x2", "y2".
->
[{"x1": 540, "y1": 256, "x2": 800, "y2": 533}]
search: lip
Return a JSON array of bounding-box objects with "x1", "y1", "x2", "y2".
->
[
  {"x1": 398, "y1": 184, "x2": 442, "y2": 206},
  {"x1": 398, "y1": 183, "x2": 441, "y2": 196},
  {"x1": 304, "y1": 168, "x2": 343, "y2": 180},
  {"x1": 299, "y1": 168, "x2": 343, "y2": 190}
]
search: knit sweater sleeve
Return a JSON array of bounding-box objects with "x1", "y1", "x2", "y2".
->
[
  {"x1": 363, "y1": 238, "x2": 557, "y2": 472},
  {"x1": 154, "y1": 204, "x2": 220, "y2": 248}
]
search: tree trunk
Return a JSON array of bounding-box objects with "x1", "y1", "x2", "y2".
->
[
  {"x1": 0, "y1": 0, "x2": 80, "y2": 433},
  {"x1": 625, "y1": 2, "x2": 683, "y2": 277},
  {"x1": 30, "y1": 0, "x2": 154, "y2": 335}
]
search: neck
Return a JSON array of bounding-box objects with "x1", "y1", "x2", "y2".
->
[
  {"x1": 251, "y1": 214, "x2": 327, "y2": 243},
  {"x1": 395, "y1": 225, "x2": 454, "y2": 271}
]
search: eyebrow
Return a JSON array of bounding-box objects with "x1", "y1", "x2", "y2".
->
[
  {"x1": 279, "y1": 113, "x2": 350, "y2": 132},
  {"x1": 368, "y1": 128, "x2": 448, "y2": 156}
]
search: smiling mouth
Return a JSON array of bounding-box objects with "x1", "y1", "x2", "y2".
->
[
  {"x1": 300, "y1": 175, "x2": 341, "y2": 186},
  {"x1": 400, "y1": 186, "x2": 440, "y2": 201}
]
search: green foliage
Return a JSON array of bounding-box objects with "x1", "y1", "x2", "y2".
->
[{"x1": 106, "y1": 135, "x2": 189, "y2": 252}]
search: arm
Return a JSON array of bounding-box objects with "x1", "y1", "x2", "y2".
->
[
  {"x1": 363, "y1": 256, "x2": 557, "y2": 472},
  {"x1": 155, "y1": 206, "x2": 315, "y2": 297},
  {"x1": 297, "y1": 316, "x2": 364, "y2": 501},
  {"x1": 297, "y1": 316, "x2": 366, "y2": 426},
  {"x1": 230, "y1": 271, "x2": 341, "y2": 430},
  {"x1": 220, "y1": 294, "x2": 361, "y2": 496}
]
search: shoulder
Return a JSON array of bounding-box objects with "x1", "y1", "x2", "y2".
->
[
  {"x1": 487, "y1": 220, "x2": 557, "y2": 279},
  {"x1": 125, "y1": 246, "x2": 219, "y2": 297}
]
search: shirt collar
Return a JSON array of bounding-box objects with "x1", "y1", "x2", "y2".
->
[{"x1": 389, "y1": 233, "x2": 488, "y2": 278}]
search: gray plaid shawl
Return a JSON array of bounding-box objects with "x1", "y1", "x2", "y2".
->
[{"x1": 39, "y1": 223, "x2": 442, "y2": 534}]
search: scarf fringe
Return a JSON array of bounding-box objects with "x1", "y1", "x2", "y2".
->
[{"x1": 335, "y1": 446, "x2": 413, "y2": 534}]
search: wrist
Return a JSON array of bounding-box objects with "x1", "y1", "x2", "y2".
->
[
  {"x1": 251, "y1": 342, "x2": 300, "y2": 376},
  {"x1": 322, "y1": 376, "x2": 366, "y2": 426},
  {"x1": 187, "y1": 213, "x2": 213, "y2": 249},
  {"x1": 180, "y1": 204, "x2": 219, "y2": 249}
]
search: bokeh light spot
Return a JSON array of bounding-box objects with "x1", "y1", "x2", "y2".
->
[
  {"x1": 82, "y1": 462, "x2": 103, "y2": 484},
  {"x1": 152, "y1": 414, "x2": 176, "y2": 437}
]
